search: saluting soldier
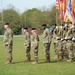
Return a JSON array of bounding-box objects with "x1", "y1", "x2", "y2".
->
[
  {"x1": 23, "y1": 27, "x2": 31, "y2": 62},
  {"x1": 3, "y1": 23, "x2": 13, "y2": 64}
]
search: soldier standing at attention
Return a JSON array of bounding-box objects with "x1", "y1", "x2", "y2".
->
[
  {"x1": 62, "y1": 24, "x2": 69, "y2": 61},
  {"x1": 71, "y1": 23, "x2": 75, "y2": 58},
  {"x1": 42, "y1": 24, "x2": 51, "y2": 62},
  {"x1": 3, "y1": 23, "x2": 13, "y2": 64},
  {"x1": 23, "y1": 27, "x2": 31, "y2": 62},
  {"x1": 31, "y1": 28, "x2": 39, "y2": 64},
  {"x1": 65, "y1": 22, "x2": 74, "y2": 62},
  {"x1": 53, "y1": 25, "x2": 59, "y2": 60},
  {"x1": 57, "y1": 24, "x2": 64, "y2": 60}
]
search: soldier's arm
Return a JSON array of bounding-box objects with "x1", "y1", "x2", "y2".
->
[
  {"x1": 8, "y1": 31, "x2": 13, "y2": 45},
  {"x1": 24, "y1": 33, "x2": 27, "y2": 41},
  {"x1": 67, "y1": 30, "x2": 72, "y2": 39},
  {"x1": 3, "y1": 31, "x2": 8, "y2": 44},
  {"x1": 43, "y1": 30, "x2": 47, "y2": 39},
  {"x1": 35, "y1": 34, "x2": 39, "y2": 41},
  {"x1": 25, "y1": 34, "x2": 30, "y2": 46},
  {"x1": 34, "y1": 34, "x2": 39, "y2": 47}
]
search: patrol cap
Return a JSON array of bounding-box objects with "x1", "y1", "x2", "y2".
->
[
  {"x1": 42, "y1": 24, "x2": 47, "y2": 26},
  {"x1": 4, "y1": 22, "x2": 9, "y2": 25},
  {"x1": 32, "y1": 28, "x2": 36, "y2": 30},
  {"x1": 23, "y1": 27, "x2": 28, "y2": 30}
]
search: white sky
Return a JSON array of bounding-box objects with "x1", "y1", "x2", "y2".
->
[{"x1": 0, "y1": 0, "x2": 55, "y2": 12}]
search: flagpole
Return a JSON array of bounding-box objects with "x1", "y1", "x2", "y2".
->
[
  {"x1": 56, "y1": 0, "x2": 60, "y2": 26},
  {"x1": 56, "y1": 10, "x2": 58, "y2": 25},
  {"x1": 61, "y1": 20, "x2": 62, "y2": 24}
]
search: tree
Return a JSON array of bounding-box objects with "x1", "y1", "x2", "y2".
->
[
  {"x1": 3, "y1": 8, "x2": 21, "y2": 28},
  {"x1": 21, "y1": 8, "x2": 42, "y2": 28}
]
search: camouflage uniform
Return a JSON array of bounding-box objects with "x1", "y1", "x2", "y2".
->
[
  {"x1": 24, "y1": 31, "x2": 31, "y2": 60},
  {"x1": 43, "y1": 28, "x2": 51, "y2": 61},
  {"x1": 3, "y1": 28, "x2": 13, "y2": 62},
  {"x1": 52, "y1": 27, "x2": 59, "y2": 59},
  {"x1": 31, "y1": 32, "x2": 39, "y2": 62},
  {"x1": 71, "y1": 25, "x2": 75, "y2": 57},
  {"x1": 62, "y1": 26, "x2": 69, "y2": 60},
  {"x1": 66, "y1": 27, "x2": 74, "y2": 61},
  {"x1": 57, "y1": 26, "x2": 64, "y2": 60}
]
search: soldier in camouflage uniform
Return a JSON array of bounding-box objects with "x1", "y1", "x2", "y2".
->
[
  {"x1": 3, "y1": 23, "x2": 13, "y2": 64},
  {"x1": 56, "y1": 24, "x2": 64, "y2": 60},
  {"x1": 62, "y1": 24, "x2": 69, "y2": 61},
  {"x1": 23, "y1": 27, "x2": 31, "y2": 62},
  {"x1": 65, "y1": 22, "x2": 74, "y2": 62},
  {"x1": 71, "y1": 23, "x2": 75, "y2": 58},
  {"x1": 42, "y1": 24, "x2": 51, "y2": 62},
  {"x1": 53, "y1": 26, "x2": 59, "y2": 60},
  {"x1": 31, "y1": 28, "x2": 39, "y2": 64}
]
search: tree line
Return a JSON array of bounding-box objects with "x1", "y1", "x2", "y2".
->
[{"x1": 0, "y1": 5, "x2": 61, "y2": 35}]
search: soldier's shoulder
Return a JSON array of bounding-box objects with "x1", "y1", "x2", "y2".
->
[
  {"x1": 25, "y1": 32, "x2": 28, "y2": 34},
  {"x1": 33, "y1": 32, "x2": 37, "y2": 35},
  {"x1": 26, "y1": 32, "x2": 30, "y2": 36},
  {"x1": 33, "y1": 32, "x2": 38, "y2": 37},
  {"x1": 8, "y1": 29, "x2": 13, "y2": 34}
]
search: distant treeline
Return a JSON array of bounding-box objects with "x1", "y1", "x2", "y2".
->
[{"x1": 0, "y1": 5, "x2": 61, "y2": 35}]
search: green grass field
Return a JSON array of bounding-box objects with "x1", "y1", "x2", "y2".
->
[{"x1": 0, "y1": 35, "x2": 75, "y2": 75}]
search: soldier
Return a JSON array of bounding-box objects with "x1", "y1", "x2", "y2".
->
[
  {"x1": 3, "y1": 23, "x2": 13, "y2": 64},
  {"x1": 71, "y1": 23, "x2": 75, "y2": 58},
  {"x1": 42, "y1": 24, "x2": 51, "y2": 62},
  {"x1": 23, "y1": 27, "x2": 31, "y2": 62},
  {"x1": 62, "y1": 24, "x2": 69, "y2": 61},
  {"x1": 31, "y1": 28, "x2": 39, "y2": 64},
  {"x1": 56, "y1": 24, "x2": 64, "y2": 60},
  {"x1": 53, "y1": 25, "x2": 59, "y2": 60},
  {"x1": 65, "y1": 22, "x2": 74, "y2": 62}
]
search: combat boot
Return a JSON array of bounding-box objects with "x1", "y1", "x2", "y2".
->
[
  {"x1": 63, "y1": 56, "x2": 68, "y2": 61},
  {"x1": 66, "y1": 59, "x2": 74, "y2": 62},
  {"x1": 45, "y1": 57, "x2": 50, "y2": 62},
  {"x1": 5, "y1": 60, "x2": 12, "y2": 64},
  {"x1": 58, "y1": 56, "x2": 63, "y2": 60},
  {"x1": 54, "y1": 55, "x2": 59, "y2": 60},
  {"x1": 25, "y1": 58, "x2": 31, "y2": 62},
  {"x1": 32, "y1": 61, "x2": 38, "y2": 64}
]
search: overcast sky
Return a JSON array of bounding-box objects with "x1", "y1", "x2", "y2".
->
[{"x1": 0, "y1": 0, "x2": 55, "y2": 12}]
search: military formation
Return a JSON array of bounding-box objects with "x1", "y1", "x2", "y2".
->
[
  {"x1": 3, "y1": 22, "x2": 75, "y2": 64},
  {"x1": 53, "y1": 22, "x2": 75, "y2": 62}
]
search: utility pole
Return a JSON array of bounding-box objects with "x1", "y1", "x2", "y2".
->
[
  {"x1": 0, "y1": 0, "x2": 3, "y2": 22},
  {"x1": 25, "y1": 15, "x2": 26, "y2": 27}
]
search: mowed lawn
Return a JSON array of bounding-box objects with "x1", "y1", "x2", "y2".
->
[{"x1": 0, "y1": 35, "x2": 75, "y2": 75}]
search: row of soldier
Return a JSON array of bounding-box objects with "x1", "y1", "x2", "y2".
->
[
  {"x1": 3, "y1": 23, "x2": 50, "y2": 64},
  {"x1": 52, "y1": 22, "x2": 75, "y2": 62},
  {"x1": 3, "y1": 22, "x2": 75, "y2": 64}
]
